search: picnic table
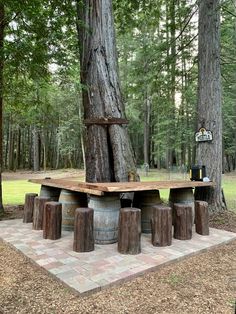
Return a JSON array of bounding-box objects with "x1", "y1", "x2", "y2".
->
[
  {"x1": 29, "y1": 178, "x2": 214, "y2": 195},
  {"x1": 29, "y1": 178, "x2": 214, "y2": 244}
]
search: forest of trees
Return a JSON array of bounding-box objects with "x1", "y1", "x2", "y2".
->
[{"x1": 2, "y1": 0, "x2": 236, "y2": 173}]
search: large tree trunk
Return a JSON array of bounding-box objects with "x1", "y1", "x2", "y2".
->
[
  {"x1": 0, "y1": 4, "x2": 4, "y2": 213},
  {"x1": 144, "y1": 95, "x2": 151, "y2": 166},
  {"x1": 196, "y1": 0, "x2": 224, "y2": 211},
  {"x1": 76, "y1": 0, "x2": 137, "y2": 182}
]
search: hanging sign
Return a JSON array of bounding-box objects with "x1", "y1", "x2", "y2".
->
[{"x1": 195, "y1": 127, "x2": 213, "y2": 142}]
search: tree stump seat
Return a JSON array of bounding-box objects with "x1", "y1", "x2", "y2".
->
[
  {"x1": 195, "y1": 201, "x2": 209, "y2": 235},
  {"x1": 73, "y1": 208, "x2": 94, "y2": 252},
  {"x1": 118, "y1": 207, "x2": 141, "y2": 255},
  {"x1": 43, "y1": 201, "x2": 62, "y2": 240},
  {"x1": 33, "y1": 196, "x2": 51, "y2": 230},
  {"x1": 150, "y1": 205, "x2": 172, "y2": 247},
  {"x1": 23, "y1": 193, "x2": 38, "y2": 223},
  {"x1": 173, "y1": 203, "x2": 192, "y2": 240}
]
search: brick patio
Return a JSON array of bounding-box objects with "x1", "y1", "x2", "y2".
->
[{"x1": 0, "y1": 219, "x2": 235, "y2": 295}]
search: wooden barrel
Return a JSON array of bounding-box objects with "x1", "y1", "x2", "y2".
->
[
  {"x1": 40, "y1": 185, "x2": 61, "y2": 201},
  {"x1": 169, "y1": 188, "x2": 195, "y2": 225},
  {"x1": 133, "y1": 190, "x2": 162, "y2": 233},
  {"x1": 59, "y1": 189, "x2": 88, "y2": 231},
  {"x1": 88, "y1": 194, "x2": 121, "y2": 244}
]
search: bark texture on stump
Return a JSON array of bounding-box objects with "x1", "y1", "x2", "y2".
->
[
  {"x1": 43, "y1": 202, "x2": 62, "y2": 240},
  {"x1": 118, "y1": 207, "x2": 141, "y2": 255},
  {"x1": 33, "y1": 196, "x2": 51, "y2": 230},
  {"x1": 73, "y1": 208, "x2": 94, "y2": 252},
  {"x1": 195, "y1": 201, "x2": 209, "y2": 235},
  {"x1": 77, "y1": 0, "x2": 137, "y2": 183},
  {"x1": 23, "y1": 193, "x2": 38, "y2": 223},
  {"x1": 150, "y1": 205, "x2": 172, "y2": 247},
  {"x1": 173, "y1": 203, "x2": 192, "y2": 240}
]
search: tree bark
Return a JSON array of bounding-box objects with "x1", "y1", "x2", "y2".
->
[
  {"x1": 173, "y1": 203, "x2": 192, "y2": 240},
  {"x1": 0, "y1": 4, "x2": 5, "y2": 213},
  {"x1": 33, "y1": 126, "x2": 40, "y2": 171},
  {"x1": 33, "y1": 196, "x2": 51, "y2": 230},
  {"x1": 76, "y1": 0, "x2": 137, "y2": 183},
  {"x1": 23, "y1": 193, "x2": 38, "y2": 223},
  {"x1": 73, "y1": 208, "x2": 94, "y2": 252},
  {"x1": 150, "y1": 205, "x2": 172, "y2": 247},
  {"x1": 43, "y1": 201, "x2": 62, "y2": 240},
  {"x1": 196, "y1": 0, "x2": 224, "y2": 211},
  {"x1": 144, "y1": 95, "x2": 151, "y2": 166},
  {"x1": 8, "y1": 121, "x2": 15, "y2": 170},
  {"x1": 118, "y1": 207, "x2": 141, "y2": 255},
  {"x1": 195, "y1": 200, "x2": 209, "y2": 236}
]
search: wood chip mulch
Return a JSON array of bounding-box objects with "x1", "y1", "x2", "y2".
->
[{"x1": 0, "y1": 208, "x2": 235, "y2": 314}]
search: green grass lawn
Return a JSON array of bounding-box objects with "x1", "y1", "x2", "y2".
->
[
  {"x1": 3, "y1": 181, "x2": 41, "y2": 205},
  {"x1": 3, "y1": 172, "x2": 236, "y2": 210}
]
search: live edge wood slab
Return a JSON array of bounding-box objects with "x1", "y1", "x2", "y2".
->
[{"x1": 29, "y1": 179, "x2": 215, "y2": 196}]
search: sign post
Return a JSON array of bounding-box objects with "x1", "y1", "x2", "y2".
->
[{"x1": 195, "y1": 128, "x2": 213, "y2": 143}]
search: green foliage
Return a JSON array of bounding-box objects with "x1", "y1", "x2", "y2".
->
[
  {"x1": 221, "y1": 1, "x2": 236, "y2": 171},
  {"x1": 1, "y1": 0, "x2": 236, "y2": 173}
]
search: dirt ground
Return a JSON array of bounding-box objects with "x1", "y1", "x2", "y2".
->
[
  {"x1": 0, "y1": 209, "x2": 235, "y2": 314},
  {"x1": 0, "y1": 237, "x2": 235, "y2": 314},
  {"x1": 2, "y1": 169, "x2": 85, "y2": 181},
  {"x1": 1, "y1": 169, "x2": 236, "y2": 313}
]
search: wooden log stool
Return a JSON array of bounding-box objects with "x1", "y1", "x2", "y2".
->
[
  {"x1": 23, "y1": 193, "x2": 38, "y2": 223},
  {"x1": 195, "y1": 201, "x2": 209, "y2": 235},
  {"x1": 33, "y1": 196, "x2": 51, "y2": 230},
  {"x1": 73, "y1": 208, "x2": 94, "y2": 252},
  {"x1": 173, "y1": 203, "x2": 192, "y2": 240},
  {"x1": 43, "y1": 202, "x2": 62, "y2": 240},
  {"x1": 118, "y1": 207, "x2": 141, "y2": 255},
  {"x1": 150, "y1": 205, "x2": 172, "y2": 247}
]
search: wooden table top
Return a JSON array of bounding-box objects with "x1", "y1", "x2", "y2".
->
[{"x1": 29, "y1": 178, "x2": 215, "y2": 196}]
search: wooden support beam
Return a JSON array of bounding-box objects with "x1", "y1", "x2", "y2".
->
[{"x1": 84, "y1": 117, "x2": 128, "y2": 126}]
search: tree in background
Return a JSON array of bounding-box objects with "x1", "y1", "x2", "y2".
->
[
  {"x1": 196, "y1": 0, "x2": 224, "y2": 210},
  {"x1": 1, "y1": 0, "x2": 235, "y2": 180},
  {"x1": 77, "y1": 0, "x2": 137, "y2": 182},
  {"x1": 0, "y1": 1, "x2": 5, "y2": 213}
]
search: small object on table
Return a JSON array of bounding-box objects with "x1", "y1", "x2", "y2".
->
[
  {"x1": 23, "y1": 193, "x2": 38, "y2": 223},
  {"x1": 43, "y1": 201, "x2": 62, "y2": 240},
  {"x1": 118, "y1": 207, "x2": 141, "y2": 255},
  {"x1": 195, "y1": 201, "x2": 209, "y2": 235},
  {"x1": 33, "y1": 196, "x2": 51, "y2": 230},
  {"x1": 73, "y1": 208, "x2": 94, "y2": 252},
  {"x1": 150, "y1": 205, "x2": 172, "y2": 247},
  {"x1": 173, "y1": 203, "x2": 192, "y2": 240},
  {"x1": 190, "y1": 165, "x2": 206, "y2": 181}
]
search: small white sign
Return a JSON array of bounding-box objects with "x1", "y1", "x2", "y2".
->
[{"x1": 195, "y1": 128, "x2": 213, "y2": 142}]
